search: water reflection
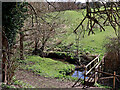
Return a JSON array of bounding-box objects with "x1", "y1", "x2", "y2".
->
[{"x1": 72, "y1": 70, "x2": 88, "y2": 79}]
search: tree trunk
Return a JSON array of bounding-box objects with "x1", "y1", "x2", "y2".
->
[
  {"x1": 0, "y1": 29, "x2": 2, "y2": 82},
  {"x1": 35, "y1": 39, "x2": 39, "y2": 50},
  {"x1": 118, "y1": 23, "x2": 120, "y2": 67},
  {"x1": 20, "y1": 32, "x2": 24, "y2": 60},
  {"x1": 2, "y1": 51, "x2": 7, "y2": 83},
  {"x1": 2, "y1": 31, "x2": 8, "y2": 83},
  {"x1": 39, "y1": 41, "x2": 46, "y2": 57}
]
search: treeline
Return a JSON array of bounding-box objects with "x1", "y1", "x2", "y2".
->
[
  {"x1": 37, "y1": 1, "x2": 120, "y2": 12},
  {"x1": 36, "y1": 2, "x2": 78, "y2": 11},
  {"x1": 77, "y1": 1, "x2": 120, "y2": 9}
]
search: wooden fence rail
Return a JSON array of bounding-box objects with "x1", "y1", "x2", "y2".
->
[
  {"x1": 95, "y1": 70, "x2": 120, "y2": 89},
  {"x1": 72, "y1": 54, "x2": 120, "y2": 89},
  {"x1": 84, "y1": 54, "x2": 100, "y2": 84},
  {"x1": 94, "y1": 55, "x2": 120, "y2": 89},
  {"x1": 94, "y1": 56, "x2": 104, "y2": 83}
]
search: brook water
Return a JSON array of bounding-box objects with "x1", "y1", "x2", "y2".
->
[{"x1": 71, "y1": 70, "x2": 88, "y2": 79}]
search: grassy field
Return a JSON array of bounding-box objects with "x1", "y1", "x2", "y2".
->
[{"x1": 54, "y1": 10, "x2": 117, "y2": 58}]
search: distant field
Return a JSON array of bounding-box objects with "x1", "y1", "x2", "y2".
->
[{"x1": 55, "y1": 10, "x2": 117, "y2": 57}]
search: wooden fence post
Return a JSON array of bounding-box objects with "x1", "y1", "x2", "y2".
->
[
  {"x1": 90, "y1": 64, "x2": 91, "y2": 71},
  {"x1": 99, "y1": 66, "x2": 101, "y2": 77},
  {"x1": 84, "y1": 67, "x2": 87, "y2": 85},
  {"x1": 113, "y1": 71, "x2": 116, "y2": 89},
  {"x1": 94, "y1": 68, "x2": 96, "y2": 83}
]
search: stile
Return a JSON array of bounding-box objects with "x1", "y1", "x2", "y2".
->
[
  {"x1": 84, "y1": 67, "x2": 87, "y2": 82},
  {"x1": 113, "y1": 71, "x2": 116, "y2": 89}
]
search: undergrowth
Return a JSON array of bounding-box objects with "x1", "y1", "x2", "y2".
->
[
  {"x1": 1, "y1": 76, "x2": 34, "y2": 89},
  {"x1": 94, "y1": 83, "x2": 112, "y2": 89},
  {"x1": 20, "y1": 55, "x2": 78, "y2": 81}
]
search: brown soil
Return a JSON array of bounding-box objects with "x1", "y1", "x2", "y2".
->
[
  {"x1": 15, "y1": 69, "x2": 76, "y2": 88},
  {"x1": 15, "y1": 69, "x2": 103, "y2": 89}
]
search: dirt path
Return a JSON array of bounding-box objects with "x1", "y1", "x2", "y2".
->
[
  {"x1": 15, "y1": 69, "x2": 78, "y2": 88},
  {"x1": 15, "y1": 69, "x2": 104, "y2": 89}
]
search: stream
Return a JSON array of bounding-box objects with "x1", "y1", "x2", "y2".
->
[
  {"x1": 71, "y1": 70, "x2": 88, "y2": 79},
  {"x1": 46, "y1": 53, "x2": 89, "y2": 79}
]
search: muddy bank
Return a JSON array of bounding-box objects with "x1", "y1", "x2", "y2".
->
[
  {"x1": 46, "y1": 52, "x2": 80, "y2": 65},
  {"x1": 46, "y1": 52, "x2": 97, "y2": 66}
]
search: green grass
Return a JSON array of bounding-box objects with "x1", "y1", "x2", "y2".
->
[
  {"x1": 12, "y1": 76, "x2": 34, "y2": 88},
  {"x1": 80, "y1": 26, "x2": 116, "y2": 55},
  {"x1": 21, "y1": 56, "x2": 77, "y2": 81},
  {"x1": 1, "y1": 76, "x2": 34, "y2": 89},
  {"x1": 54, "y1": 10, "x2": 117, "y2": 58},
  {"x1": 94, "y1": 83, "x2": 112, "y2": 89},
  {"x1": 38, "y1": 9, "x2": 117, "y2": 59},
  {"x1": 1, "y1": 83, "x2": 16, "y2": 89},
  {"x1": 39, "y1": 10, "x2": 117, "y2": 59},
  {"x1": 13, "y1": 80, "x2": 34, "y2": 88}
]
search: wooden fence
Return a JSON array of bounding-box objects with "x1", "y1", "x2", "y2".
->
[
  {"x1": 95, "y1": 70, "x2": 120, "y2": 89},
  {"x1": 84, "y1": 54, "x2": 100, "y2": 84},
  {"x1": 72, "y1": 55, "x2": 120, "y2": 89},
  {"x1": 84, "y1": 54, "x2": 120, "y2": 89}
]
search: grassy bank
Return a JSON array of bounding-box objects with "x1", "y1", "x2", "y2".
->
[
  {"x1": 20, "y1": 56, "x2": 78, "y2": 81},
  {"x1": 54, "y1": 10, "x2": 117, "y2": 58}
]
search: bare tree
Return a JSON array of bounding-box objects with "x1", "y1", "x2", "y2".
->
[
  {"x1": 31, "y1": 2, "x2": 65, "y2": 56},
  {"x1": 73, "y1": 1, "x2": 120, "y2": 72}
]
